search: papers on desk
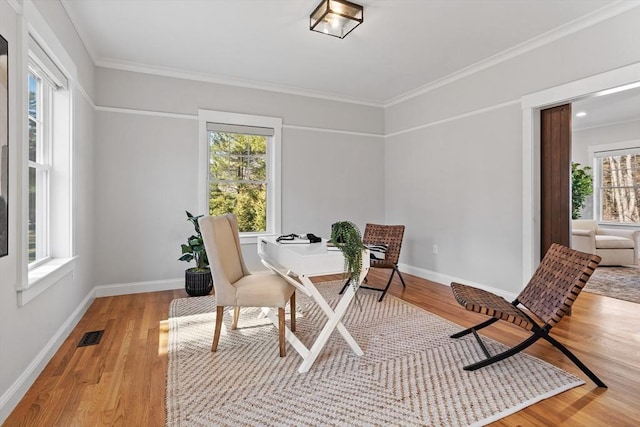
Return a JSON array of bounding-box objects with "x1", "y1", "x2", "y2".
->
[{"x1": 278, "y1": 236, "x2": 317, "y2": 244}]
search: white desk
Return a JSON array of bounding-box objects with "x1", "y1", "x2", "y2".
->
[{"x1": 258, "y1": 236, "x2": 369, "y2": 373}]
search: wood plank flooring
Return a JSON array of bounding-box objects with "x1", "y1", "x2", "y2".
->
[{"x1": 4, "y1": 271, "x2": 640, "y2": 426}]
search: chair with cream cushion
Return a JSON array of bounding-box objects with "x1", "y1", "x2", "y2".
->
[
  {"x1": 571, "y1": 219, "x2": 638, "y2": 266},
  {"x1": 200, "y1": 213, "x2": 296, "y2": 357}
]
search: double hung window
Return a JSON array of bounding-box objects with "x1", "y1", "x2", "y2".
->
[
  {"x1": 20, "y1": 34, "x2": 73, "y2": 305},
  {"x1": 594, "y1": 148, "x2": 640, "y2": 224},
  {"x1": 199, "y1": 110, "x2": 281, "y2": 241}
]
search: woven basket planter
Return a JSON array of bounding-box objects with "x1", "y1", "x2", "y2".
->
[{"x1": 185, "y1": 268, "x2": 213, "y2": 297}]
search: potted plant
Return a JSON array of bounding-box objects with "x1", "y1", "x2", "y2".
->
[
  {"x1": 179, "y1": 211, "x2": 213, "y2": 296},
  {"x1": 571, "y1": 162, "x2": 593, "y2": 220},
  {"x1": 331, "y1": 221, "x2": 366, "y2": 291}
]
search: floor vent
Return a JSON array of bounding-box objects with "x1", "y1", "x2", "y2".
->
[{"x1": 78, "y1": 330, "x2": 104, "y2": 347}]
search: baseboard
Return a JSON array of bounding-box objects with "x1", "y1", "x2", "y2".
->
[
  {"x1": 0, "y1": 277, "x2": 184, "y2": 423},
  {"x1": 0, "y1": 289, "x2": 95, "y2": 424},
  {"x1": 397, "y1": 263, "x2": 519, "y2": 301},
  {"x1": 95, "y1": 278, "x2": 184, "y2": 297}
]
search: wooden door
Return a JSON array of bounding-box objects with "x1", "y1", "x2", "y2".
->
[{"x1": 540, "y1": 104, "x2": 572, "y2": 258}]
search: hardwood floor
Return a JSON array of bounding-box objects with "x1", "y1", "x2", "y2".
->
[{"x1": 4, "y1": 271, "x2": 640, "y2": 426}]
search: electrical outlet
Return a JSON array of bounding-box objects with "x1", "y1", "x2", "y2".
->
[{"x1": 432, "y1": 244, "x2": 438, "y2": 254}]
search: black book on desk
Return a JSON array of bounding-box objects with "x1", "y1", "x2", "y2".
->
[{"x1": 277, "y1": 233, "x2": 322, "y2": 244}]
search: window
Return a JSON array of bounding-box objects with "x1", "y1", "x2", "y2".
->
[
  {"x1": 199, "y1": 110, "x2": 281, "y2": 242},
  {"x1": 595, "y1": 147, "x2": 640, "y2": 224},
  {"x1": 27, "y1": 65, "x2": 52, "y2": 265},
  {"x1": 19, "y1": 33, "x2": 74, "y2": 305}
]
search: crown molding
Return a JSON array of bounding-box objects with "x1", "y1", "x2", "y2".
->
[
  {"x1": 59, "y1": 0, "x2": 98, "y2": 66},
  {"x1": 384, "y1": 1, "x2": 640, "y2": 107},
  {"x1": 95, "y1": 58, "x2": 384, "y2": 108},
  {"x1": 55, "y1": 0, "x2": 640, "y2": 109}
]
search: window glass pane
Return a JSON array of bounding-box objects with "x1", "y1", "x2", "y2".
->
[
  {"x1": 28, "y1": 117, "x2": 37, "y2": 162},
  {"x1": 599, "y1": 153, "x2": 639, "y2": 224},
  {"x1": 28, "y1": 73, "x2": 39, "y2": 163},
  {"x1": 209, "y1": 182, "x2": 267, "y2": 232},
  {"x1": 28, "y1": 167, "x2": 36, "y2": 262},
  {"x1": 208, "y1": 130, "x2": 268, "y2": 233},
  {"x1": 28, "y1": 73, "x2": 38, "y2": 120}
]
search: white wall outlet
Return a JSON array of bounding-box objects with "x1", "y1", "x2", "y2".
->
[{"x1": 432, "y1": 244, "x2": 438, "y2": 254}]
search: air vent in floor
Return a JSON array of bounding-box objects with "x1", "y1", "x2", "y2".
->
[{"x1": 77, "y1": 330, "x2": 104, "y2": 347}]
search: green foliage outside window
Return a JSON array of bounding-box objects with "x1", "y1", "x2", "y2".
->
[{"x1": 208, "y1": 131, "x2": 267, "y2": 232}]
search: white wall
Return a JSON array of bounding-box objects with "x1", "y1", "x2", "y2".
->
[
  {"x1": 0, "y1": 0, "x2": 96, "y2": 422},
  {"x1": 92, "y1": 67, "x2": 385, "y2": 287},
  {"x1": 385, "y1": 7, "x2": 640, "y2": 295}
]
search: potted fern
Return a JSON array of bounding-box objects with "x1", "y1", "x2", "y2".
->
[
  {"x1": 331, "y1": 221, "x2": 366, "y2": 290},
  {"x1": 179, "y1": 211, "x2": 213, "y2": 296}
]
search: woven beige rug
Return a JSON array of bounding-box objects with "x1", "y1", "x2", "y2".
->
[{"x1": 166, "y1": 281, "x2": 583, "y2": 426}]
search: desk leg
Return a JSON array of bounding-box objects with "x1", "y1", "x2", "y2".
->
[{"x1": 297, "y1": 276, "x2": 364, "y2": 373}]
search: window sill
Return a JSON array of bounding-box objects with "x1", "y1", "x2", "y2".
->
[
  {"x1": 17, "y1": 256, "x2": 77, "y2": 306},
  {"x1": 240, "y1": 233, "x2": 276, "y2": 245}
]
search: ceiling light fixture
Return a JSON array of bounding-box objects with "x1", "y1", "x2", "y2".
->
[
  {"x1": 576, "y1": 111, "x2": 587, "y2": 117},
  {"x1": 310, "y1": 0, "x2": 363, "y2": 39}
]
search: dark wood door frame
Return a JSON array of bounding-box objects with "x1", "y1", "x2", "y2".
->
[{"x1": 540, "y1": 103, "x2": 572, "y2": 259}]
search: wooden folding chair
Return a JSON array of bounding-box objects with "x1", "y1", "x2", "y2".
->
[
  {"x1": 450, "y1": 243, "x2": 606, "y2": 387},
  {"x1": 340, "y1": 223, "x2": 406, "y2": 301}
]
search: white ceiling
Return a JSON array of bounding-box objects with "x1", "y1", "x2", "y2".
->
[
  {"x1": 572, "y1": 86, "x2": 640, "y2": 131},
  {"x1": 61, "y1": 0, "x2": 623, "y2": 105}
]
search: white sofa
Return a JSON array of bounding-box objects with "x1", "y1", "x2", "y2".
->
[{"x1": 571, "y1": 220, "x2": 638, "y2": 266}]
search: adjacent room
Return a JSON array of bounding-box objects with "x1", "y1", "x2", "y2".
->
[{"x1": 0, "y1": 0, "x2": 638, "y2": 425}]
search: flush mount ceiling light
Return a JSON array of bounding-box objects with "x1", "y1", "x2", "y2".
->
[{"x1": 310, "y1": 0, "x2": 364, "y2": 39}]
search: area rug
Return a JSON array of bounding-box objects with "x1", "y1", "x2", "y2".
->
[
  {"x1": 166, "y1": 281, "x2": 584, "y2": 427},
  {"x1": 584, "y1": 265, "x2": 640, "y2": 304}
]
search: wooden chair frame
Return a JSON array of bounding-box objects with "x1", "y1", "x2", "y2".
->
[{"x1": 450, "y1": 243, "x2": 607, "y2": 388}]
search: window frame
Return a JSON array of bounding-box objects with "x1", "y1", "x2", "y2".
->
[
  {"x1": 589, "y1": 140, "x2": 640, "y2": 227},
  {"x1": 198, "y1": 110, "x2": 282, "y2": 244},
  {"x1": 18, "y1": 3, "x2": 78, "y2": 306}
]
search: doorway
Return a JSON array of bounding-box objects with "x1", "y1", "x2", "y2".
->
[{"x1": 521, "y1": 63, "x2": 640, "y2": 283}]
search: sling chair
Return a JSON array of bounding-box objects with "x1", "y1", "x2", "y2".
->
[
  {"x1": 450, "y1": 243, "x2": 606, "y2": 387},
  {"x1": 339, "y1": 223, "x2": 406, "y2": 302}
]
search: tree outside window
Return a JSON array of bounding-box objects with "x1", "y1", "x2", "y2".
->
[
  {"x1": 208, "y1": 131, "x2": 267, "y2": 232},
  {"x1": 599, "y1": 153, "x2": 639, "y2": 224}
]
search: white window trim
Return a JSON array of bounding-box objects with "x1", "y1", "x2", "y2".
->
[
  {"x1": 198, "y1": 109, "x2": 282, "y2": 244},
  {"x1": 588, "y1": 139, "x2": 640, "y2": 228},
  {"x1": 17, "y1": 257, "x2": 77, "y2": 306},
  {"x1": 18, "y1": 0, "x2": 78, "y2": 306}
]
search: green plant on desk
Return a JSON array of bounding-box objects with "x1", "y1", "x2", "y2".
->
[{"x1": 331, "y1": 221, "x2": 366, "y2": 290}]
